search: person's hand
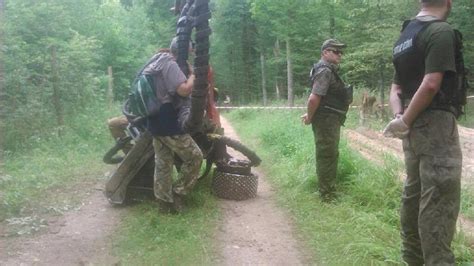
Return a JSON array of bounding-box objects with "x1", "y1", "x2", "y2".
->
[
  {"x1": 383, "y1": 116, "x2": 409, "y2": 139},
  {"x1": 300, "y1": 113, "x2": 311, "y2": 125}
]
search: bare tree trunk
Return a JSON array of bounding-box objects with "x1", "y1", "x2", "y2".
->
[
  {"x1": 51, "y1": 46, "x2": 64, "y2": 135},
  {"x1": 286, "y1": 38, "x2": 294, "y2": 107},
  {"x1": 273, "y1": 39, "x2": 281, "y2": 100},
  {"x1": 107, "y1": 66, "x2": 113, "y2": 109},
  {"x1": 0, "y1": 0, "x2": 5, "y2": 171},
  {"x1": 377, "y1": 1, "x2": 387, "y2": 120},
  {"x1": 275, "y1": 79, "x2": 280, "y2": 100},
  {"x1": 260, "y1": 52, "x2": 267, "y2": 106}
]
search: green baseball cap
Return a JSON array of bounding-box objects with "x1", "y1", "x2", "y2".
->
[{"x1": 321, "y1": 39, "x2": 346, "y2": 52}]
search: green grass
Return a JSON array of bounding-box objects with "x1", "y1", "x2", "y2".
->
[
  {"x1": 225, "y1": 109, "x2": 473, "y2": 265},
  {"x1": 114, "y1": 174, "x2": 220, "y2": 265},
  {"x1": 0, "y1": 104, "x2": 118, "y2": 221},
  {"x1": 1, "y1": 100, "x2": 222, "y2": 263}
]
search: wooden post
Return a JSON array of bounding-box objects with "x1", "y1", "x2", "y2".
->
[
  {"x1": 274, "y1": 39, "x2": 281, "y2": 100},
  {"x1": 286, "y1": 38, "x2": 294, "y2": 107},
  {"x1": 51, "y1": 46, "x2": 64, "y2": 136},
  {"x1": 260, "y1": 52, "x2": 268, "y2": 106},
  {"x1": 108, "y1": 66, "x2": 113, "y2": 109}
]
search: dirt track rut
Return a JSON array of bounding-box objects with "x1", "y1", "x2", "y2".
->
[{"x1": 213, "y1": 117, "x2": 312, "y2": 265}]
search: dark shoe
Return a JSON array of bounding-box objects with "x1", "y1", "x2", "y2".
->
[
  {"x1": 172, "y1": 193, "x2": 186, "y2": 213},
  {"x1": 158, "y1": 200, "x2": 176, "y2": 214}
]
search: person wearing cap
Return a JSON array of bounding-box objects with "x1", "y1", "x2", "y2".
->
[
  {"x1": 301, "y1": 39, "x2": 349, "y2": 202},
  {"x1": 383, "y1": 0, "x2": 463, "y2": 264},
  {"x1": 146, "y1": 37, "x2": 202, "y2": 213}
]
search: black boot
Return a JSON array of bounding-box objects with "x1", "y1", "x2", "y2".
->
[
  {"x1": 172, "y1": 193, "x2": 186, "y2": 213},
  {"x1": 158, "y1": 200, "x2": 176, "y2": 214}
]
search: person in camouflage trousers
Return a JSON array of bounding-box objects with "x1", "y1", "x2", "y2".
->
[
  {"x1": 302, "y1": 39, "x2": 348, "y2": 202},
  {"x1": 384, "y1": 0, "x2": 462, "y2": 264},
  {"x1": 153, "y1": 134, "x2": 202, "y2": 203},
  {"x1": 146, "y1": 38, "x2": 203, "y2": 213}
]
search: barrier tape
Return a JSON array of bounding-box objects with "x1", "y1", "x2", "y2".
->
[
  {"x1": 218, "y1": 105, "x2": 372, "y2": 110},
  {"x1": 217, "y1": 106, "x2": 306, "y2": 109},
  {"x1": 217, "y1": 96, "x2": 474, "y2": 110}
]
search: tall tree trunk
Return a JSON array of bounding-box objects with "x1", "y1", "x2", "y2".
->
[
  {"x1": 377, "y1": 1, "x2": 387, "y2": 120},
  {"x1": 260, "y1": 52, "x2": 267, "y2": 106},
  {"x1": 379, "y1": 58, "x2": 386, "y2": 120},
  {"x1": 275, "y1": 79, "x2": 280, "y2": 100},
  {"x1": 51, "y1": 46, "x2": 64, "y2": 135},
  {"x1": 0, "y1": 0, "x2": 5, "y2": 171},
  {"x1": 273, "y1": 39, "x2": 281, "y2": 100},
  {"x1": 107, "y1": 66, "x2": 113, "y2": 109},
  {"x1": 242, "y1": 14, "x2": 258, "y2": 105},
  {"x1": 286, "y1": 38, "x2": 294, "y2": 107},
  {"x1": 329, "y1": 2, "x2": 335, "y2": 37}
]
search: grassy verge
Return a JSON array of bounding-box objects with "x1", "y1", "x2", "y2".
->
[
  {"x1": 0, "y1": 105, "x2": 117, "y2": 223},
  {"x1": 114, "y1": 175, "x2": 220, "y2": 265},
  {"x1": 225, "y1": 109, "x2": 473, "y2": 265},
  {"x1": 1, "y1": 100, "x2": 222, "y2": 263}
]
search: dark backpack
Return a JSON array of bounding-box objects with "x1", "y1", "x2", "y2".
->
[
  {"x1": 126, "y1": 54, "x2": 165, "y2": 119},
  {"x1": 128, "y1": 74, "x2": 160, "y2": 118}
]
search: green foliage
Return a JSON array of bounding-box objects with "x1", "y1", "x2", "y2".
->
[
  {"x1": 212, "y1": 0, "x2": 473, "y2": 111},
  {"x1": 4, "y1": 0, "x2": 474, "y2": 155},
  {"x1": 0, "y1": 102, "x2": 116, "y2": 221},
  {"x1": 3, "y1": 0, "x2": 176, "y2": 153},
  {"x1": 226, "y1": 109, "x2": 474, "y2": 265},
  {"x1": 211, "y1": 0, "x2": 260, "y2": 104}
]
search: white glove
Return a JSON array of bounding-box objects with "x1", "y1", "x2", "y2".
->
[{"x1": 383, "y1": 117, "x2": 409, "y2": 139}]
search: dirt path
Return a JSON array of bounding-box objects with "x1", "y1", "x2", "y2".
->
[
  {"x1": 0, "y1": 181, "x2": 123, "y2": 265},
  {"x1": 213, "y1": 117, "x2": 312, "y2": 265},
  {"x1": 345, "y1": 125, "x2": 474, "y2": 183}
]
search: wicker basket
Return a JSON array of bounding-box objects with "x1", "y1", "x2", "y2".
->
[{"x1": 211, "y1": 169, "x2": 258, "y2": 200}]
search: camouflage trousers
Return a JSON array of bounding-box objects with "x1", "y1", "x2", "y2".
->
[
  {"x1": 312, "y1": 111, "x2": 342, "y2": 200},
  {"x1": 153, "y1": 134, "x2": 203, "y2": 203},
  {"x1": 401, "y1": 110, "x2": 462, "y2": 266}
]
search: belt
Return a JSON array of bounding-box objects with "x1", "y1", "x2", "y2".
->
[{"x1": 323, "y1": 105, "x2": 346, "y2": 115}]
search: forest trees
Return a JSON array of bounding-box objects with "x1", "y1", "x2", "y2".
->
[
  {"x1": 2, "y1": 0, "x2": 173, "y2": 152},
  {"x1": 2, "y1": 0, "x2": 473, "y2": 153},
  {"x1": 212, "y1": 0, "x2": 473, "y2": 106}
]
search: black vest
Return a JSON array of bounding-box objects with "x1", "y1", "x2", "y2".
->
[
  {"x1": 392, "y1": 19, "x2": 462, "y2": 115},
  {"x1": 310, "y1": 62, "x2": 347, "y2": 113}
]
